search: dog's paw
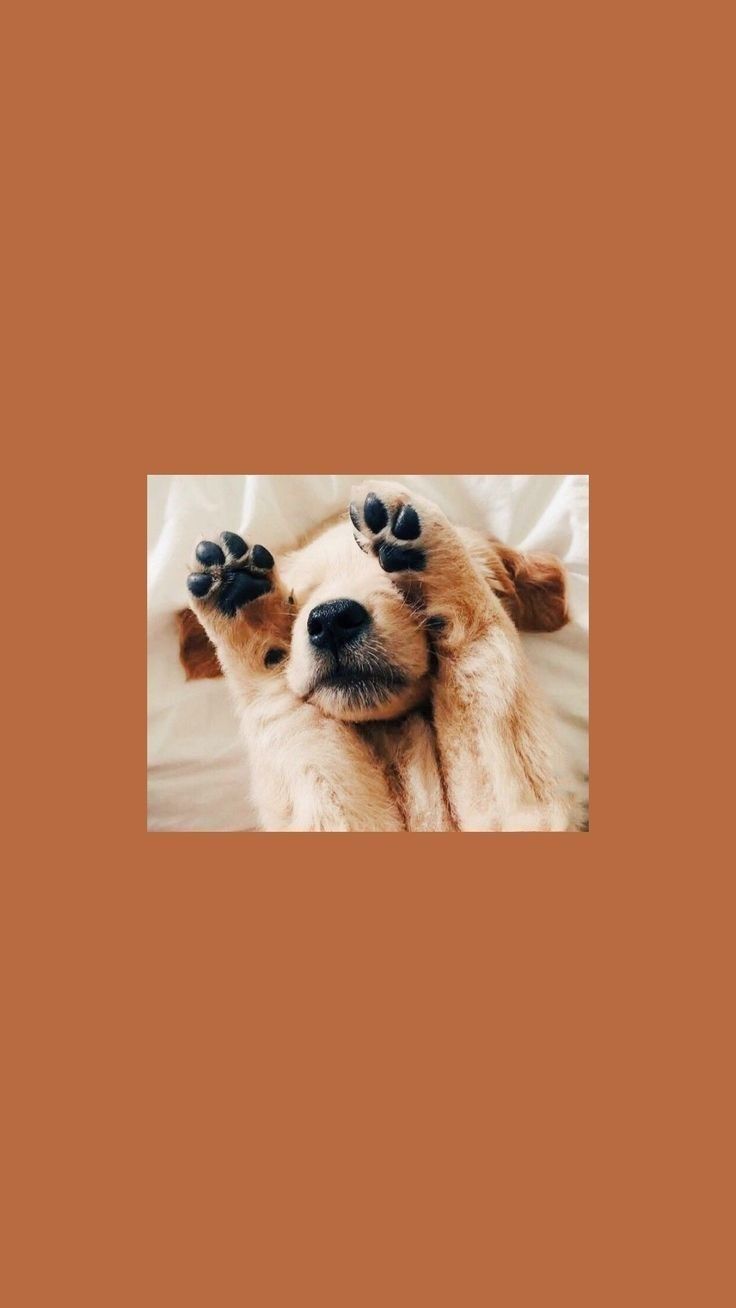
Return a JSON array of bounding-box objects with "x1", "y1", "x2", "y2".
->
[
  {"x1": 349, "y1": 482, "x2": 442, "y2": 573},
  {"x1": 187, "y1": 531, "x2": 274, "y2": 617}
]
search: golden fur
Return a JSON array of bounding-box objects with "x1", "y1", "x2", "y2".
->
[{"x1": 182, "y1": 482, "x2": 577, "y2": 830}]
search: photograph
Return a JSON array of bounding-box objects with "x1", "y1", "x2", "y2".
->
[{"x1": 148, "y1": 474, "x2": 588, "y2": 831}]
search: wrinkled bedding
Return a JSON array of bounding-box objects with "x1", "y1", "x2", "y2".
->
[{"x1": 148, "y1": 475, "x2": 589, "y2": 830}]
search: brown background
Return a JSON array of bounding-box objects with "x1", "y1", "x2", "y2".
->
[{"x1": 4, "y1": 2, "x2": 732, "y2": 1305}]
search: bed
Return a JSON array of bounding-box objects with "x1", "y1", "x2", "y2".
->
[{"x1": 148, "y1": 474, "x2": 589, "y2": 830}]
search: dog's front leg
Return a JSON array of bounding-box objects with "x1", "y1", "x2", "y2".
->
[
  {"x1": 351, "y1": 483, "x2": 570, "y2": 831},
  {"x1": 186, "y1": 531, "x2": 295, "y2": 692},
  {"x1": 261, "y1": 704, "x2": 404, "y2": 831}
]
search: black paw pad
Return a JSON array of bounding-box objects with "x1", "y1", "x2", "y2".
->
[
  {"x1": 392, "y1": 504, "x2": 420, "y2": 540},
  {"x1": 349, "y1": 502, "x2": 361, "y2": 530},
  {"x1": 378, "y1": 542, "x2": 426, "y2": 573},
  {"x1": 220, "y1": 531, "x2": 247, "y2": 560},
  {"x1": 217, "y1": 571, "x2": 271, "y2": 617},
  {"x1": 250, "y1": 544, "x2": 274, "y2": 570},
  {"x1": 189, "y1": 531, "x2": 275, "y2": 616},
  {"x1": 196, "y1": 540, "x2": 226, "y2": 567},
  {"x1": 187, "y1": 572, "x2": 213, "y2": 597},
  {"x1": 364, "y1": 492, "x2": 388, "y2": 532}
]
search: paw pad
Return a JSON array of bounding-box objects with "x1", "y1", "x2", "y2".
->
[
  {"x1": 220, "y1": 531, "x2": 247, "y2": 560},
  {"x1": 363, "y1": 492, "x2": 389, "y2": 533},
  {"x1": 392, "y1": 504, "x2": 420, "y2": 541},
  {"x1": 187, "y1": 531, "x2": 274, "y2": 617},
  {"x1": 196, "y1": 540, "x2": 226, "y2": 567},
  {"x1": 350, "y1": 492, "x2": 426, "y2": 573}
]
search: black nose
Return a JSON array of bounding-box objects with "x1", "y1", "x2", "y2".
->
[{"x1": 307, "y1": 599, "x2": 371, "y2": 650}]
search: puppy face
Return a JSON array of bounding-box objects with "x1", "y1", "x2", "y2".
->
[{"x1": 282, "y1": 520, "x2": 431, "y2": 722}]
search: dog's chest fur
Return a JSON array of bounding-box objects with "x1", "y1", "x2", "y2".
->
[{"x1": 358, "y1": 710, "x2": 454, "y2": 831}]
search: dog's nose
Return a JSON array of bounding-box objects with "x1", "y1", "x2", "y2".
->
[{"x1": 307, "y1": 599, "x2": 371, "y2": 650}]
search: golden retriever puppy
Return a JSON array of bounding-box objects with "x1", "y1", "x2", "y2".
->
[{"x1": 183, "y1": 481, "x2": 578, "y2": 831}]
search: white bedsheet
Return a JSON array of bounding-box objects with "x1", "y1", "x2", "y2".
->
[{"x1": 148, "y1": 475, "x2": 589, "y2": 830}]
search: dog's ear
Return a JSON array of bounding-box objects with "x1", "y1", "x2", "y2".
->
[
  {"x1": 456, "y1": 527, "x2": 569, "y2": 633},
  {"x1": 177, "y1": 608, "x2": 223, "y2": 679},
  {"x1": 492, "y1": 544, "x2": 569, "y2": 632}
]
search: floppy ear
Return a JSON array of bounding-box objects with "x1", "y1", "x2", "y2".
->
[
  {"x1": 492, "y1": 543, "x2": 569, "y2": 632},
  {"x1": 177, "y1": 608, "x2": 223, "y2": 679},
  {"x1": 456, "y1": 526, "x2": 569, "y2": 633}
]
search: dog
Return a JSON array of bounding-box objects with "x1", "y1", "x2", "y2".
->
[{"x1": 180, "y1": 481, "x2": 580, "y2": 830}]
